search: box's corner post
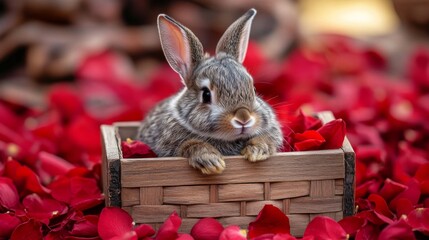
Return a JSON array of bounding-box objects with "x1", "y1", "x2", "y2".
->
[
  {"x1": 342, "y1": 137, "x2": 355, "y2": 217},
  {"x1": 101, "y1": 124, "x2": 122, "y2": 207}
]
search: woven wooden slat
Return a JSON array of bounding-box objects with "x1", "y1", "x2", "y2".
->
[
  {"x1": 289, "y1": 214, "x2": 310, "y2": 236},
  {"x1": 310, "y1": 211, "x2": 343, "y2": 221},
  {"x1": 163, "y1": 185, "x2": 210, "y2": 204},
  {"x1": 310, "y1": 180, "x2": 335, "y2": 197},
  {"x1": 179, "y1": 218, "x2": 200, "y2": 233},
  {"x1": 218, "y1": 183, "x2": 264, "y2": 202},
  {"x1": 186, "y1": 203, "x2": 241, "y2": 218},
  {"x1": 121, "y1": 188, "x2": 139, "y2": 206},
  {"x1": 132, "y1": 205, "x2": 181, "y2": 223},
  {"x1": 289, "y1": 196, "x2": 343, "y2": 214},
  {"x1": 140, "y1": 187, "x2": 163, "y2": 205},
  {"x1": 270, "y1": 181, "x2": 310, "y2": 199},
  {"x1": 335, "y1": 179, "x2": 344, "y2": 195}
]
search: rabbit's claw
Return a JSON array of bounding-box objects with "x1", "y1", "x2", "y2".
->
[
  {"x1": 189, "y1": 152, "x2": 225, "y2": 174},
  {"x1": 241, "y1": 142, "x2": 272, "y2": 162}
]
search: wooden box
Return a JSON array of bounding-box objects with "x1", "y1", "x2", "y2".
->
[{"x1": 101, "y1": 111, "x2": 355, "y2": 236}]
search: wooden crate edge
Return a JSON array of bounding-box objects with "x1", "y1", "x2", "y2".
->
[
  {"x1": 342, "y1": 137, "x2": 356, "y2": 217},
  {"x1": 101, "y1": 124, "x2": 122, "y2": 207}
]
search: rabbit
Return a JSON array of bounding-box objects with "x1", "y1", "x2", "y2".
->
[{"x1": 138, "y1": 8, "x2": 283, "y2": 174}]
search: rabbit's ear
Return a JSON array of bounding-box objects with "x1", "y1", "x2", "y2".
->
[
  {"x1": 216, "y1": 8, "x2": 256, "y2": 63},
  {"x1": 158, "y1": 14, "x2": 204, "y2": 84}
]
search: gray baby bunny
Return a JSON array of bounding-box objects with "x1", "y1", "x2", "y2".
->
[{"x1": 138, "y1": 8, "x2": 283, "y2": 174}]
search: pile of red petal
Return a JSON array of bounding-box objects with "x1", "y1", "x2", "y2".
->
[
  {"x1": 97, "y1": 204, "x2": 348, "y2": 240},
  {"x1": 1, "y1": 34, "x2": 429, "y2": 239}
]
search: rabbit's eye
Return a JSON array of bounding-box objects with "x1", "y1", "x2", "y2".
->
[{"x1": 201, "y1": 87, "x2": 211, "y2": 104}]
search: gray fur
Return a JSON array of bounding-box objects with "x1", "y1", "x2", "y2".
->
[
  {"x1": 138, "y1": 9, "x2": 283, "y2": 166},
  {"x1": 138, "y1": 57, "x2": 283, "y2": 156}
]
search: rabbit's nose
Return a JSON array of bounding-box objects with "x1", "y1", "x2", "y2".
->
[{"x1": 231, "y1": 108, "x2": 255, "y2": 128}]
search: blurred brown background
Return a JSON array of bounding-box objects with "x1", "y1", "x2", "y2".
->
[{"x1": 0, "y1": 0, "x2": 428, "y2": 107}]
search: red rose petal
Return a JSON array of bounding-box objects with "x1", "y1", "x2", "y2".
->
[
  {"x1": 274, "y1": 233, "x2": 300, "y2": 240},
  {"x1": 392, "y1": 164, "x2": 413, "y2": 186},
  {"x1": 394, "y1": 198, "x2": 415, "y2": 217},
  {"x1": 338, "y1": 216, "x2": 365, "y2": 237},
  {"x1": 0, "y1": 122, "x2": 26, "y2": 149},
  {"x1": 0, "y1": 213, "x2": 21, "y2": 239},
  {"x1": 295, "y1": 130, "x2": 326, "y2": 143},
  {"x1": 69, "y1": 177, "x2": 103, "y2": 210},
  {"x1": 0, "y1": 103, "x2": 22, "y2": 130},
  {"x1": 293, "y1": 139, "x2": 325, "y2": 151},
  {"x1": 121, "y1": 139, "x2": 157, "y2": 158},
  {"x1": 364, "y1": 48, "x2": 387, "y2": 70},
  {"x1": 425, "y1": 199, "x2": 429, "y2": 208},
  {"x1": 23, "y1": 193, "x2": 68, "y2": 224},
  {"x1": 49, "y1": 176, "x2": 72, "y2": 203},
  {"x1": 421, "y1": 180, "x2": 429, "y2": 195},
  {"x1": 10, "y1": 219, "x2": 43, "y2": 240},
  {"x1": 65, "y1": 115, "x2": 101, "y2": 154},
  {"x1": 134, "y1": 224, "x2": 155, "y2": 238},
  {"x1": 355, "y1": 161, "x2": 367, "y2": 185},
  {"x1": 48, "y1": 84, "x2": 84, "y2": 121},
  {"x1": 177, "y1": 233, "x2": 195, "y2": 240},
  {"x1": 415, "y1": 163, "x2": 429, "y2": 182},
  {"x1": 139, "y1": 64, "x2": 182, "y2": 112},
  {"x1": 317, "y1": 119, "x2": 346, "y2": 149},
  {"x1": 356, "y1": 210, "x2": 393, "y2": 225},
  {"x1": 355, "y1": 145, "x2": 385, "y2": 164},
  {"x1": 156, "y1": 211, "x2": 182, "y2": 240},
  {"x1": 379, "y1": 178, "x2": 407, "y2": 202},
  {"x1": 28, "y1": 111, "x2": 63, "y2": 143},
  {"x1": 219, "y1": 226, "x2": 246, "y2": 240},
  {"x1": 37, "y1": 151, "x2": 74, "y2": 178},
  {"x1": 0, "y1": 177, "x2": 20, "y2": 210},
  {"x1": 50, "y1": 176, "x2": 103, "y2": 211},
  {"x1": 279, "y1": 110, "x2": 322, "y2": 137},
  {"x1": 378, "y1": 218, "x2": 415, "y2": 240},
  {"x1": 98, "y1": 207, "x2": 135, "y2": 240},
  {"x1": 304, "y1": 115, "x2": 323, "y2": 131},
  {"x1": 408, "y1": 48, "x2": 429, "y2": 90},
  {"x1": 390, "y1": 178, "x2": 421, "y2": 213},
  {"x1": 190, "y1": 218, "x2": 224, "y2": 240},
  {"x1": 293, "y1": 130, "x2": 325, "y2": 151},
  {"x1": 303, "y1": 216, "x2": 347, "y2": 240},
  {"x1": 77, "y1": 50, "x2": 136, "y2": 84},
  {"x1": 4, "y1": 159, "x2": 50, "y2": 196},
  {"x1": 70, "y1": 215, "x2": 99, "y2": 237},
  {"x1": 406, "y1": 208, "x2": 429, "y2": 235},
  {"x1": 367, "y1": 194, "x2": 394, "y2": 219},
  {"x1": 252, "y1": 233, "x2": 298, "y2": 240},
  {"x1": 248, "y1": 205, "x2": 290, "y2": 239},
  {"x1": 355, "y1": 223, "x2": 379, "y2": 240},
  {"x1": 356, "y1": 179, "x2": 375, "y2": 199},
  {"x1": 251, "y1": 233, "x2": 276, "y2": 240},
  {"x1": 393, "y1": 144, "x2": 427, "y2": 184}
]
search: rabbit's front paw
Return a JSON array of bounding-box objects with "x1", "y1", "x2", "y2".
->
[
  {"x1": 189, "y1": 152, "x2": 226, "y2": 174},
  {"x1": 180, "y1": 140, "x2": 226, "y2": 174},
  {"x1": 241, "y1": 138, "x2": 275, "y2": 162}
]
